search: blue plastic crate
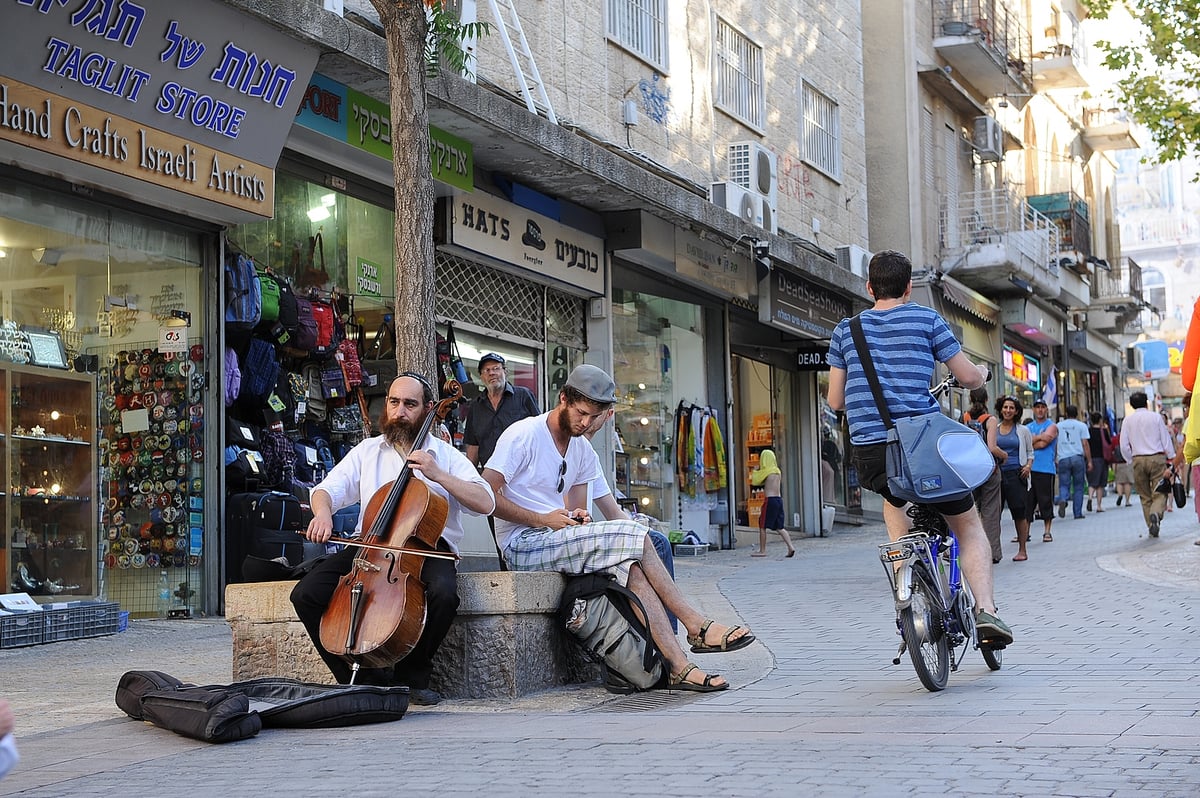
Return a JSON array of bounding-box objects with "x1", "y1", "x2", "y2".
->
[
  {"x1": 41, "y1": 607, "x2": 74, "y2": 642},
  {"x1": 68, "y1": 601, "x2": 120, "y2": 638},
  {"x1": 0, "y1": 612, "x2": 44, "y2": 648}
]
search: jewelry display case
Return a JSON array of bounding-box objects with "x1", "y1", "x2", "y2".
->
[{"x1": 2, "y1": 364, "x2": 96, "y2": 599}]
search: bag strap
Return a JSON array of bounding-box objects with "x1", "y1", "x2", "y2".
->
[{"x1": 849, "y1": 315, "x2": 894, "y2": 430}]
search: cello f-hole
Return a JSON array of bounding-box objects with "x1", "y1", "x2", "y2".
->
[
  {"x1": 385, "y1": 552, "x2": 400, "y2": 585},
  {"x1": 345, "y1": 582, "x2": 365, "y2": 651}
]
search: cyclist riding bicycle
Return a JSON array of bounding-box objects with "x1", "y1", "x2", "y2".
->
[{"x1": 826, "y1": 250, "x2": 1013, "y2": 648}]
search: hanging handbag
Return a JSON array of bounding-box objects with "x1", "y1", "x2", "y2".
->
[
  {"x1": 849, "y1": 316, "x2": 993, "y2": 504},
  {"x1": 329, "y1": 405, "x2": 363, "y2": 434},
  {"x1": 320, "y1": 367, "x2": 347, "y2": 401},
  {"x1": 1172, "y1": 477, "x2": 1188, "y2": 509}
]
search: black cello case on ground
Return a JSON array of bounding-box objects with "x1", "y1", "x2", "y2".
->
[
  {"x1": 116, "y1": 670, "x2": 408, "y2": 742},
  {"x1": 225, "y1": 490, "x2": 324, "y2": 583}
]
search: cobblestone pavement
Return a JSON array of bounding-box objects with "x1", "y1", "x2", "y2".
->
[{"x1": 2, "y1": 499, "x2": 1199, "y2": 797}]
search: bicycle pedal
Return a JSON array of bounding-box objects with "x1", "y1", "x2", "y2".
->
[{"x1": 979, "y1": 640, "x2": 1007, "y2": 651}]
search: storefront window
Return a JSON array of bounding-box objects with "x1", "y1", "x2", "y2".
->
[
  {"x1": 817, "y1": 372, "x2": 847, "y2": 507},
  {"x1": 0, "y1": 181, "x2": 206, "y2": 614},
  {"x1": 228, "y1": 171, "x2": 396, "y2": 338},
  {"x1": 442, "y1": 326, "x2": 543, "y2": 444},
  {"x1": 612, "y1": 291, "x2": 712, "y2": 529}
]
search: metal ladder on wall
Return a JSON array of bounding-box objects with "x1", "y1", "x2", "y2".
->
[{"x1": 484, "y1": 0, "x2": 558, "y2": 124}]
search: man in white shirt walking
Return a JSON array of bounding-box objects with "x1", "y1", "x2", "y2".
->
[{"x1": 1119, "y1": 392, "x2": 1176, "y2": 538}]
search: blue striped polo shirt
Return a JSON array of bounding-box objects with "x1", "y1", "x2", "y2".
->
[{"x1": 827, "y1": 303, "x2": 962, "y2": 445}]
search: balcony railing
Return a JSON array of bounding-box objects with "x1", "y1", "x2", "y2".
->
[
  {"x1": 1082, "y1": 107, "x2": 1139, "y2": 151},
  {"x1": 1091, "y1": 255, "x2": 1143, "y2": 307},
  {"x1": 1031, "y1": 7, "x2": 1089, "y2": 90},
  {"x1": 934, "y1": 0, "x2": 1032, "y2": 100},
  {"x1": 940, "y1": 187, "x2": 1061, "y2": 299},
  {"x1": 1028, "y1": 191, "x2": 1092, "y2": 264}
]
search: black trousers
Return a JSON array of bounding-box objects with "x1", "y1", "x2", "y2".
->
[{"x1": 290, "y1": 541, "x2": 459, "y2": 689}]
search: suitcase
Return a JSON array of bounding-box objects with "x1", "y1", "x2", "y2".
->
[{"x1": 225, "y1": 491, "x2": 321, "y2": 584}]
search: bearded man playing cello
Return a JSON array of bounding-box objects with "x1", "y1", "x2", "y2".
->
[{"x1": 290, "y1": 373, "x2": 494, "y2": 705}]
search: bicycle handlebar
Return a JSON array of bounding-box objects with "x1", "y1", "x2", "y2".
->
[{"x1": 930, "y1": 368, "x2": 992, "y2": 398}]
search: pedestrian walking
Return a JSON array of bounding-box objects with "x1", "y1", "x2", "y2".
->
[
  {"x1": 748, "y1": 448, "x2": 796, "y2": 558},
  {"x1": 1054, "y1": 404, "x2": 1091, "y2": 520},
  {"x1": 1119, "y1": 392, "x2": 1176, "y2": 538},
  {"x1": 1087, "y1": 412, "x2": 1112, "y2": 512},
  {"x1": 963, "y1": 388, "x2": 1003, "y2": 563}
]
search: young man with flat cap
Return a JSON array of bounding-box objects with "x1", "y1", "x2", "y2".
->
[
  {"x1": 463, "y1": 352, "x2": 539, "y2": 470},
  {"x1": 485, "y1": 364, "x2": 754, "y2": 692}
]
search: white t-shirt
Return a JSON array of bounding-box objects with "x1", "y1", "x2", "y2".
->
[
  {"x1": 0, "y1": 733, "x2": 17, "y2": 778},
  {"x1": 312, "y1": 433, "x2": 492, "y2": 554},
  {"x1": 487, "y1": 412, "x2": 604, "y2": 549},
  {"x1": 1056, "y1": 418, "x2": 1091, "y2": 459}
]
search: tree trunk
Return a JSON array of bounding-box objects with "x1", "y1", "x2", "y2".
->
[{"x1": 370, "y1": 1, "x2": 436, "y2": 384}]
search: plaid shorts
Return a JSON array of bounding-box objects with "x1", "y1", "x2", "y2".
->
[{"x1": 502, "y1": 519, "x2": 647, "y2": 586}]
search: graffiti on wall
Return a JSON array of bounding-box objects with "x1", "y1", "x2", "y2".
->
[
  {"x1": 778, "y1": 152, "x2": 815, "y2": 203},
  {"x1": 637, "y1": 73, "x2": 671, "y2": 125}
]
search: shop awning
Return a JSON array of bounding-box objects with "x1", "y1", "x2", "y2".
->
[{"x1": 939, "y1": 275, "x2": 1000, "y2": 325}]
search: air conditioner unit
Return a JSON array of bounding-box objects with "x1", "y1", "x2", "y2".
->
[
  {"x1": 760, "y1": 196, "x2": 778, "y2": 235},
  {"x1": 972, "y1": 115, "x2": 1003, "y2": 163},
  {"x1": 835, "y1": 244, "x2": 872, "y2": 277},
  {"x1": 711, "y1": 182, "x2": 764, "y2": 229},
  {"x1": 727, "y1": 141, "x2": 778, "y2": 205}
]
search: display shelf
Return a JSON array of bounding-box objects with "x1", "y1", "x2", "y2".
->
[{"x1": 2, "y1": 363, "x2": 97, "y2": 599}]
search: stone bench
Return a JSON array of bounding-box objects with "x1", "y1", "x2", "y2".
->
[{"x1": 224, "y1": 570, "x2": 595, "y2": 699}]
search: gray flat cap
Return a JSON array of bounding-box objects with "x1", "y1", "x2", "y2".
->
[{"x1": 564, "y1": 364, "x2": 617, "y2": 404}]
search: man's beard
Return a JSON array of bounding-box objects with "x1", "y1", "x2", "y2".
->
[
  {"x1": 381, "y1": 414, "x2": 421, "y2": 448},
  {"x1": 555, "y1": 406, "x2": 581, "y2": 438}
]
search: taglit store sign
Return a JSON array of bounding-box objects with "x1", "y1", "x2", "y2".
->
[{"x1": 0, "y1": 0, "x2": 318, "y2": 217}]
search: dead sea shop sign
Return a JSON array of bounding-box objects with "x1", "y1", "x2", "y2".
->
[
  {"x1": 0, "y1": 0, "x2": 318, "y2": 216},
  {"x1": 758, "y1": 268, "x2": 851, "y2": 339}
]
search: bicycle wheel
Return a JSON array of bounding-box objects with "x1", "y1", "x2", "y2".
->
[
  {"x1": 980, "y1": 644, "x2": 1003, "y2": 671},
  {"x1": 899, "y1": 568, "x2": 950, "y2": 691}
]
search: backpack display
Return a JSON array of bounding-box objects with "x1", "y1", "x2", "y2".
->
[
  {"x1": 223, "y1": 346, "x2": 241, "y2": 407},
  {"x1": 260, "y1": 429, "x2": 297, "y2": 489},
  {"x1": 310, "y1": 298, "x2": 337, "y2": 353},
  {"x1": 276, "y1": 278, "x2": 299, "y2": 339},
  {"x1": 293, "y1": 296, "x2": 319, "y2": 352},
  {"x1": 256, "y1": 267, "x2": 281, "y2": 325},
  {"x1": 238, "y1": 338, "x2": 280, "y2": 404},
  {"x1": 557, "y1": 572, "x2": 666, "y2": 694},
  {"x1": 224, "y1": 253, "x2": 261, "y2": 331},
  {"x1": 292, "y1": 440, "x2": 326, "y2": 486}
]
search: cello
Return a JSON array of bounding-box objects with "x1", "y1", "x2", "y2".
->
[{"x1": 318, "y1": 379, "x2": 462, "y2": 680}]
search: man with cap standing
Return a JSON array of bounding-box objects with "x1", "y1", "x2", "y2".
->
[
  {"x1": 485, "y1": 364, "x2": 755, "y2": 692},
  {"x1": 463, "y1": 352, "x2": 539, "y2": 470},
  {"x1": 1027, "y1": 398, "x2": 1059, "y2": 543}
]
